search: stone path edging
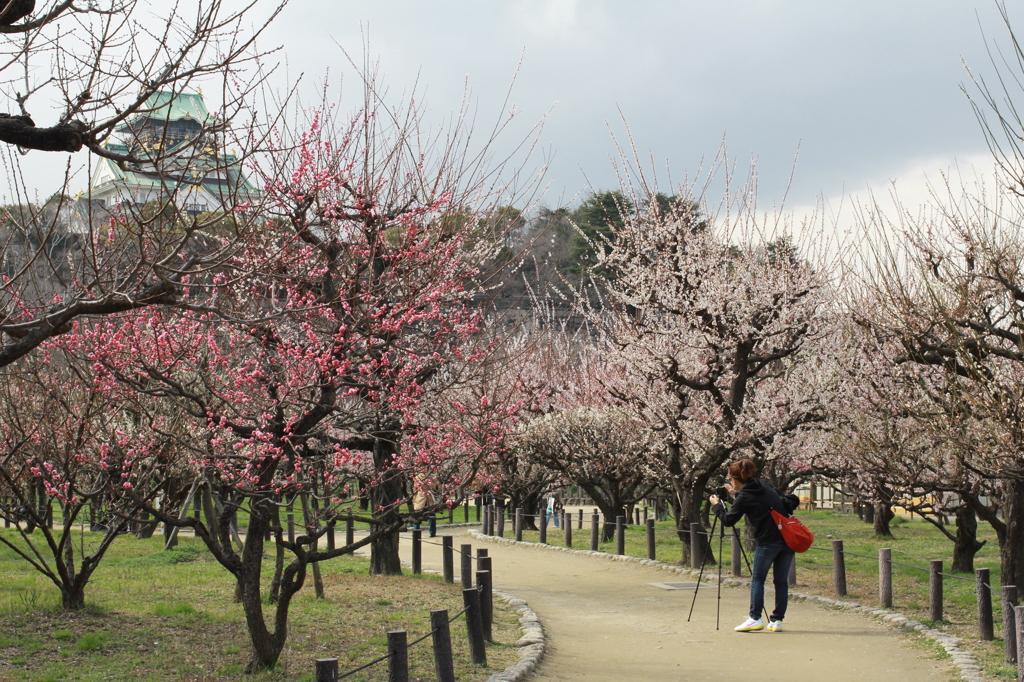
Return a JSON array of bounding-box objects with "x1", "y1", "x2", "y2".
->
[{"x1": 469, "y1": 530, "x2": 984, "y2": 682}]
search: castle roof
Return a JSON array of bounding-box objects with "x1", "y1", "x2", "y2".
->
[{"x1": 116, "y1": 90, "x2": 214, "y2": 132}]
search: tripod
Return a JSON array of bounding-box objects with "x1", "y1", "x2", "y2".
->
[
  {"x1": 686, "y1": 507, "x2": 769, "y2": 627},
  {"x1": 686, "y1": 513, "x2": 718, "y2": 624}
]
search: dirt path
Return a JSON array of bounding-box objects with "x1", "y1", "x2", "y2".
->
[{"x1": 395, "y1": 528, "x2": 955, "y2": 682}]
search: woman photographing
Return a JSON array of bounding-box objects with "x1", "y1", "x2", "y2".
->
[{"x1": 709, "y1": 459, "x2": 800, "y2": 633}]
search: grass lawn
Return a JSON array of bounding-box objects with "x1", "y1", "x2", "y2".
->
[
  {"x1": 0, "y1": 529, "x2": 520, "y2": 682},
  {"x1": 513, "y1": 507, "x2": 1017, "y2": 680}
]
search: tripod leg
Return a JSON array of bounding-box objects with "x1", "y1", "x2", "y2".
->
[
  {"x1": 716, "y1": 523, "x2": 725, "y2": 630},
  {"x1": 687, "y1": 514, "x2": 718, "y2": 622}
]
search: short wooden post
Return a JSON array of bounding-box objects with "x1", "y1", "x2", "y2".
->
[
  {"x1": 1016, "y1": 605, "x2": 1024, "y2": 681},
  {"x1": 475, "y1": 499, "x2": 480, "y2": 522},
  {"x1": 788, "y1": 554, "x2": 796, "y2": 587},
  {"x1": 462, "y1": 587, "x2": 487, "y2": 665},
  {"x1": 616, "y1": 516, "x2": 625, "y2": 555},
  {"x1": 929, "y1": 560, "x2": 943, "y2": 622},
  {"x1": 646, "y1": 518, "x2": 656, "y2": 560},
  {"x1": 460, "y1": 543, "x2": 473, "y2": 590},
  {"x1": 515, "y1": 508, "x2": 523, "y2": 542},
  {"x1": 539, "y1": 509, "x2": 547, "y2": 544},
  {"x1": 496, "y1": 503, "x2": 505, "y2": 538},
  {"x1": 315, "y1": 657, "x2": 338, "y2": 682},
  {"x1": 634, "y1": 508, "x2": 641, "y2": 525},
  {"x1": 1004, "y1": 586, "x2": 1018, "y2": 663},
  {"x1": 731, "y1": 533, "x2": 742, "y2": 577},
  {"x1": 346, "y1": 518, "x2": 354, "y2": 546},
  {"x1": 879, "y1": 548, "x2": 892, "y2": 608},
  {"x1": 690, "y1": 523, "x2": 704, "y2": 569},
  {"x1": 411, "y1": 529, "x2": 422, "y2": 574},
  {"x1": 325, "y1": 522, "x2": 335, "y2": 551},
  {"x1": 564, "y1": 511, "x2": 572, "y2": 547},
  {"x1": 287, "y1": 511, "x2": 295, "y2": 544},
  {"x1": 430, "y1": 609, "x2": 456, "y2": 682},
  {"x1": 448, "y1": 506, "x2": 454, "y2": 524},
  {"x1": 578, "y1": 508, "x2": 583, "y2": 530},
  {"x1": 832, "y1": 539, "x2": 847, "y2": 597},
  {"x1": 387, "y1": 629, "x2": 408, "y2": 682},
  {"x1": 643, "y1": 506, "x2": 648, "y2": 524},
  {"x1": 477, "y1": 565, "x2": 493, "y2": 641},
  {"x1": 442, "y1": 535, "x2": 454, "y2": 583},
  {"x1": 464, "y1": 499, "x2": 470, "y2": 523},
  {"x1": 977, "y1": 568, "x2": 994, "y2": 641}
]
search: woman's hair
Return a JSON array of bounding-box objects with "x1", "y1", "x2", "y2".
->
[{"x1": 728, "y1": 459, "x2": 758, "y2": 484}]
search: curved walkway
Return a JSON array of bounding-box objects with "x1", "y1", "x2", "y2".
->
[{"x1": 401, "y1": 528, "x2": 956, "y2": 682}]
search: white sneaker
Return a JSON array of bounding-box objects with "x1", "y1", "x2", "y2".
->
[
  {"x1": 734, "y1": 617, "x2": 764, "y2": 632},
  {"x1": 767, "y1": 620, "x2": 782, "y2": 632}
]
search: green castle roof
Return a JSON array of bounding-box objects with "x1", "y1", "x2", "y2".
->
[{"x1": 116, "y1": 90, "x2": 214, "y2": 131}]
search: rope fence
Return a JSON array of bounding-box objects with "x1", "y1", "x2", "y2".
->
[{"x1": 313, "y1": 534, "x2": 500, "y2": 682}]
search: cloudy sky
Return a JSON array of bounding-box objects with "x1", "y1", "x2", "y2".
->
[
  {"x1": 7, "y1": 1, "x2": 1020, "y2": 226},
  {"x1": 261, "y1": 1, "x2": 1013, "y2": 212}
]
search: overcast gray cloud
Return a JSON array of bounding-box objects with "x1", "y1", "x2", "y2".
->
[{"x1": 3, "y1": 0, "x2": 1017, "y2": 214}]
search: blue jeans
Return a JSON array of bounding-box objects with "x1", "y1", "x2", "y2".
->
[{"x1": 750, "y1": 540, "x2": 794, "y2": 621}]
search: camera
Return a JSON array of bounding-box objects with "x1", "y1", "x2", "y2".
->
[{"x1": 714, "y1": 486, "x2": 728, "y2": 497}]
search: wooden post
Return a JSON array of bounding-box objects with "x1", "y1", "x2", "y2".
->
[
  {"x1": 929, "y1": 560, "x2": 943, "y2": 622},
  {"x1": 591, "y1": 512, "x2": 600, "y2": 551},
  {"x1": 646, "y1": 519, "x2": 656, "y2": 560},
  {"x1": 643, "y1": 506, "x2": 649, "y2": 524},
  {"x1": 832, "y1": 539, "x2": 847, "y2": 597},
  {"x1": 477, "y1": 566, "x2": 493, "y2": 641},
  {"x1": 430, "y1": 609, "x2": 455, "y2": 682},
  {"x1": 387, "y1": 629, "x2": 409, "y2": 682},
  {"x1": 578, "y1": 508, "x2": 583, "y2": 530},
  {"x1": 539, "y1": 509, "x2": 547, "y2": 544},
  {"x1": 879, "y1": 548, "x2": 892, "y2": 608},
  {"x1": 477, "y1": 547, "x2": 488, "y2": 563},
  {"x1": 411, "y1": 529, "x2": 422, "y2": 574},
  {"x1": 287, "y1": 510, "x2": 295, "y2": 545},
  {"x1": 634, "y1": 508, "x2": 641, "y2": 526},
  {"x1": 441, "y1": 536, "x2": 454, "y2": 583},
  {"x1": 462, "y1": 587, "x2": 487, "y2": 665},
  {"x1": 481, "y1": 505, "x2": 489, "y2": 535},
  {"x1": 560, "y1": 510, "x2": 569, "y2": 547},
  {"x1": 315, "y1": 657, "x2": 338, "y2": 682},
  {"x1": 346, "y1": 518, "x2": 354, "y2": 547},
  {"x1": 1004, "y1": 586, "x2": 1018, "y2": 663},
  {"x1": 326, "y1": 522, "x2": 335, "y2": 551},
  {"x1": 475, "y1": 499, "x2": 480, "y2": 522},
  {"x1": 1016, "y1": 605, "x2": 1024, "y2": 682},
  {"x1": 496, "y1": 503, "x2": 505, "y2": 538},
  {"x1": 616, "y1": 516, "x2": 625, "y2": 555},
  {"x1": 690, "y1": 523, "x2": 704, "y2": 569},
  {"x1": 731, "y1": 533, "x2": 742, "y2": 577},
  {"x1": 977, "y1": 568, "x2": 994, "y2": 641},
  {"x1": 464, "y1": 499, "x2": 470, "y2": 523},
  {"x1": 788, "y1": 555, "x2": 796, "y2": 587},
  {"x1": 448, "y1": 505, "x2": 454, "y2": 525},
  {"x1": 515, "y1": 508, "x2": 523, "y2": 542},
  {"x1": 460, "y1": 543, "x2": 473, "y2": 590}
]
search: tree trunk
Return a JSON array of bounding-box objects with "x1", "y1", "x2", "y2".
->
[
  {"x1": 677, "y1": 484, "x2": 714, "y2": 566},
  {"x1": 369, "y1": 437, "x2": 404, "y2": 576},
  {"x1": 863, "y1": 502, "x2": 875, "y2": 525},
  {"x1": 1000, "y1": 479, "x2": 1024, "y2": 591},
  {"x1": 60, "y1": 584, "x2": 86, "y2": 610},
  {"x1": 873, "y1": 502, "x2": 894, "y2": 538},
  {"x1": 950, "y1": 505, "x2": 985, "y2": 574},
  {"x1": 238, "y1": 508, "x2": 286, "y2": 672}
]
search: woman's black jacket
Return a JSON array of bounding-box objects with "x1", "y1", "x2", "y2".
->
[{"x1": 711, "y1": 479, "x2": 800, "y2": 547}]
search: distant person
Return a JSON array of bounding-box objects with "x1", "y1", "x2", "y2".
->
[
  {"x1": 412, "y1": 475, "x2": 437, "y2": 537},
  {"x1": 546, "y1": 491, "x2": 562, "y2": 528},
  {"x1": 710, "y1": 459, "x2": 800, "y2": 633}
]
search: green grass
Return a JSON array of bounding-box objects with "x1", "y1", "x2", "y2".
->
[{"x1": 0, "y1": 529, "x2": 520, "y2": 681}]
